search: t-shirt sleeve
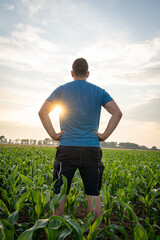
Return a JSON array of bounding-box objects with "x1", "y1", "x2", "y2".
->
[
  {"x1": 101, "y1": 89, "x2": 113, "y2": 106},
  {"x1": 46, "y1": 86, "x2": 62, "y2": 104}
]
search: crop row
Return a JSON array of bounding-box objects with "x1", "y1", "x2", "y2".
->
[{"x1": 0, "y1": 145, "x2": 160, "y2": 239}]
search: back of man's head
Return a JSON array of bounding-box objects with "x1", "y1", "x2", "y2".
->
[{"x1": 72, "y1": 58, "x2": 88, "y2": 78}]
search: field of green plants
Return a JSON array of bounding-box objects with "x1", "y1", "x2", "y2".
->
[{"x1": 0, "y1": 145, "x2": 160, "y2": 240}]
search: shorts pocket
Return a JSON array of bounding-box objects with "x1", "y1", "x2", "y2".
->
[
  {"x1": 97, "y1": 164, "x2": 105, "y2": 191},
  {"x1": 53, "y1": 160, "x2": 62, "y2": 180},
  {"x1": 92, "y1": 147, "x2": 102, "y2": 160},
  {"x1": 53, "y1": 160, "x2": 63, "y2": 194}
]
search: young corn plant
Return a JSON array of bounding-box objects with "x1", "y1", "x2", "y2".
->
[
  {"x1": 0, "y1": 203, "x2": 19, "y2": 240},
  {"x1": 17, "y1": 178, "x2": 105, "y2": 240},
  {"x1": 18, "y1": 173, "x2": 50, "y2": 222},
  {"x1": 101, "y1": 183, "x2": 114, "y2": 226},
  {"x1": 116, "y1": 199, "x2": 148, "y2": 240},
  {"x1": 65, "y1": 187, "x2": 83, "y2": 215},
  {"x1": 139, "y1": 188, "x2": 160, "y2": 224}
]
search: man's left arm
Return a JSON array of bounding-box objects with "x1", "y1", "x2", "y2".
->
[
  {"x1": 94, "y1": 100, "x2": 122, "y2": 141},
  {"x1": 38, "y1": 100, "x2": 65, "y2": 141}
]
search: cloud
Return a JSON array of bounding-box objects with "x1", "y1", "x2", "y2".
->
[
  {"x1": 1, "y1": 21, "x2": 160, "y2": 88},
  {"x1": 78, "y1": 38, "x2": 160, "y2": 85},
  {"x1": 125, "y1": 98, "x2": 160, "y2": 122},
  {"x1": 5, "y1": 4, "x2": 15, "y2": 11},
  {"x1": 21, "y1": 0, "x2": 45, "y2": 16},
  {"x1": 0, "y1": 24, "x2": 60, "y2": 73},
  {"x1": 1, "y1": 0, "x2": 160, "y2": 87}
]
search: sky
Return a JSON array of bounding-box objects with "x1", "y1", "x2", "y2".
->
[{"x1": 0, "y1": 0, "x2": 160, "y2": 148}]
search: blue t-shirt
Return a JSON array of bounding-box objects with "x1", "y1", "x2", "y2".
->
[{"x1": 47, "y1": 80, "x2": 113, "y2": 147}]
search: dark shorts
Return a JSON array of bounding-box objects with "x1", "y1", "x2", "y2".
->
[{"x1": 53, "y1": 146, "x2": 105, "y2": 196}]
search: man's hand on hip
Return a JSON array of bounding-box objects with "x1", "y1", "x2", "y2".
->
[
  {"x1": 93, "y1": 100, "x2": 122, "y2": 142},
  {"x1": 52, "y1": 130, "x2": 65, "y2": 141},
  {"x1": 93, "y1": 130, "x2": 106, "y2": 141}
]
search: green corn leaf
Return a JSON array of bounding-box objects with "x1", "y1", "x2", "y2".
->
[
  {"x1": 150, "y1": 188, "x2": 160, "y2": 198},
  {"x1": 18, "y1": 229, "x2": 33, "y2": 240},
  {"x1": 19, "y1": 174, "x2": 33, "y2": 187},
  {"x1": 7, "y1": 210, "x2": 19, "y2": 225},
  {"x1": 49, "y1": 215, "x2": 71, "y2": 230},
  {"x1": 64, "y1": 216, "x2": 83, "y2": 239},
  {"x1": 154, "y1": 224, "x2": 160, "y2": 231},
  {"x1": 48, "y1": 215, "x2": 82, "y2": 239},
  {"x1": 47, "y1": 219, "x2": 62, "y2": 240},
  {"x1": 156, "y1": 235, "x2": 160, "y2": 240},
  {"x1": 58, "y1": 228, "x2": 72, "y2": 240},
  {"x1": 44, "y1": 190, "x2": 50, "y2": 205},
  {"x1": 18, "y1": 218, "x2": 49, "y2": 240},
  {"x1": 93, "y1": 197, "x2": 96, "y2": 209},
  {"x1": 87, "y1": 214, "x2": 103, "y2": 239},
  {"x1": 0, "y1": 199, "x2": 10, "y2": 217},
  {"x1": 0, "y1": 221, "x2": 6, "y2": 240},
  {"x1": 15, "y1": 191, "x2": 30, "y2": 210},
  {"x1": 58, "y1": 175, "x2": 68, "y2": 202},
  {"x1": 51, "y1": 176, "x2": 67, "y2": 213},
  {"x1": 116, "y1": 199, "x2": 138, "y2": 223},
  {"x1": 48, "y1": 219, "x2": 62, "y2": 230},
  {"x1": 1, "y1": 189, "x2": 9, "y2": 203},
  {"x1": 109, "y1": 224, "x2": 129, "y2": 240},
  {"x1": 144, "y1": 219, "x2": 156, "y2": 240},
  {"x1": 139, "y1": 195, "x2": 145, "y2": 204},
  {"x1": 134, "y1": 222, "x2": 148, "y2": 240},
  {"x1": 31, "y1": 188, "x2": 41, "y2": 205},
  {"x1": 0, "y1": 219, "x2": 15, "y2": 240},
  {"x1": 82, "y1": 210, "x2": 95, "y2": 233}
]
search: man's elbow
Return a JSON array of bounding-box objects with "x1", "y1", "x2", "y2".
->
[
  {"x1": 114, "y1": 109, "x2": 122, "y2": 119},
  {"x1": 38, "y1": 109, "x2": 45, "y2": 118},
  {"x1": 38, "y1": 107, "x2": 50, "y2": 118},
  {"x1": 118, "y1": 109, "x2": 123, "y2": 119}
]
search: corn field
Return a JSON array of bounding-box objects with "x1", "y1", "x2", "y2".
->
[{"x1": 0, "y1": 145, "x2": 160, "y2": 240}]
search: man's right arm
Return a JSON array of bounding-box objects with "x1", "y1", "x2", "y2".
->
[
  {"x1": 94, "y1": 100, "x2": 122, "y2": 141},
  {"x1": 38, "y1": 100, "x2": 65, "y2": 141}
]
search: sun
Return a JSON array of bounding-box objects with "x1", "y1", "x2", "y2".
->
[{"x1": 49, "y1": 106, "x2": 62, "y2": 120}]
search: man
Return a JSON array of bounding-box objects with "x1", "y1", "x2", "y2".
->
[{"x1": 38, "y1": 58, "x2": 122, "y2": 220}]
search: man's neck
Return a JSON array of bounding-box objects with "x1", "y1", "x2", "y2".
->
[{"x1": 74, "y1": 78, "x2": 86, "y2": 81}]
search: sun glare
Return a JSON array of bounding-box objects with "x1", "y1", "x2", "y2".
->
[{"x1": 49, "y1": 106, "x2": 62, "y2": 120}]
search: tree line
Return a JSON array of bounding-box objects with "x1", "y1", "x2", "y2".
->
[
  {"x1": 0, "y1": 136, "x2": 58, "y2": 146},
  {"x1": 0, "y1": 135, "x2": 158, "y2": 150}
]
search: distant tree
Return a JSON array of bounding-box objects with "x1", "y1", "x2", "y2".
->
[
  {"x1": 151, "y1": 146, "x2": 157, "y2": 151},
  {"x1": 100, "y1": 142, "x2": 108, "y2": 148},
  {"x1": 107, "y1": 142, "x2": 117, "y2": 148},
  {"x1": 43, "y1": 138, "x2": 53, "y2": 145},
  {"x1": 15, "y1": 139, "x2": 21, "y2": 144},
  {"x1": 118, "y1": 142, "x2": 126, "y2": 148},
  {"x1": 118, "y1": 142, "x2": 140, "y2": 149},
  {"x1": 127, "y1": 142, "x2": 139, "y2": 149},
  {"x1": 21, "y1": 139, "x2": 29, "y2": 145},
  {"x1": 0, "y1": 136, "x2": 7, "y2": 143},
  {"x1": 54, "y1": 141, "x2": 59, "y2": 146},
  {"x1": 38, "y1": 140, "x2": 43, "y2": 145},
  {"x1": 139, "y1": 145, "x2": 148, "y2": 150},
  {"x1": 30, "y1": 139, "x2": 37, "y2": 145}
]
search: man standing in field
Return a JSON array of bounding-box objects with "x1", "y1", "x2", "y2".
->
[{"x1": 38, "y1": 58, "x2": 122, "y2": 220}]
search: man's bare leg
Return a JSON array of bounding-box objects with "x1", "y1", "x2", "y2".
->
[
  {"x1": 53, "y1": 196, "x2": 66, "y2": 216},
  {"x1": 87, "y1": 195, "x2": 103, "y2": 220}
]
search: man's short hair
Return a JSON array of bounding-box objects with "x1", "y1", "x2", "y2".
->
[{"x1": 72, "y1": 58, "x2": 88, "y2": 78}]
